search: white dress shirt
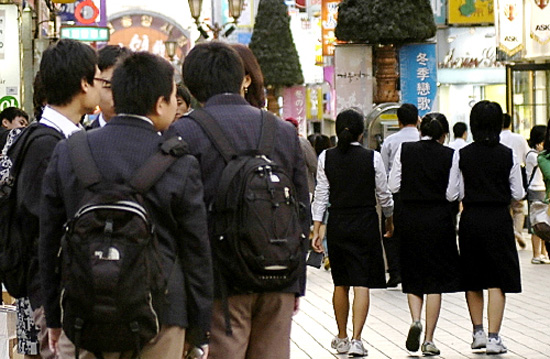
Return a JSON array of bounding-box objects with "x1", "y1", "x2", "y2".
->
[
  {"x1": 39, "y1": 106, "x2": 82, "y2": 139},
  {"x1": 311, "y1": 143, "x2": 394, "y2": 221},
  {"x1": 448, "y1": 138, "x2": 468, "y2": 151},
  {"x1": 525, "y1": 150, "x2": 545, "y2": 192},
  {"x1": 500, "y1": 129, "x2": 530, "y2": 165},
  {"x1": 446, "y1": 149, "x2": 525, "y2": 202},
  {"x1": 380, "y1": 126, "x2": 420, "y2": 174}
]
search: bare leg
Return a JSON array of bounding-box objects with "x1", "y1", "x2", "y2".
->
[
  {"x1": 351, "y1": 287, "x2": 370, "y2": 340},
  {"x1": 424, "y1": 294, "x2": 442, "y2": 343},
  {"x1": 333, "y1": 286, "x2": 350, "y2": 338},
  {"x1": 466, "y1": 290, "x2": 484, "y2": 327},
  {"x1": 407, "y1": 293, "x2": 423, "y2": 322},
  {"x1": 532, "y1": 234, "x2": 542, "y2": 259},
  {"x1": 488, "y1": 288, "x2": 506, "y2": 334},
  {"x1": 542, "y1": 238, "x2": 549, "y2": 258},
  {"x1": 511, "y1": 200, "x2": 526, "y2": 248}
]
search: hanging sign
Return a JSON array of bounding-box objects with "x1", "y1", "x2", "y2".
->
[
  {"x1": 399, "y1": 43, "x2": 437, "y2": 118},
  {"x1": 448, "y1": 0, "x2": 495, "y2": 24},
  {"x1": 525, "y1": 0, "x2": 550, "y2": 58},
  {"x1": 495, "y1": 0, "x2": 523, "y2": 56},
  {"x1": 431, "y1": 0, "x2": 447, "y2": 25},
  {"x1": 283, "y1": 85, "x2": 307, "y2": 136},
  {"x1": 0, "y1": 4, "x2": 21, "y2": 110},
  {"x1": 321, "y1": 0, "x2": 340, "y2": 56}
]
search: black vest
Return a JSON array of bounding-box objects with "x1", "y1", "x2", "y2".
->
[
  {"x1": 400, "y1": 140, "x2": 454, "y2": 202},
  {"x1": 459, "y1": 142, "x2": 513, "y2": 205},
  {"x1": 325, "y1": 145, "x2": 376, "y2": 210}
]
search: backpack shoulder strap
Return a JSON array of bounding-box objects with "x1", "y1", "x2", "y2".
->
[
  {"x1": 129, "y1": 136, "x2": 189, "y2": 193},
  {"x1": 187, "y1": 109, "x2": 236, "y2": 163},
  {"x1": 257, "y1": 110, "x2": 276, "y2": 157},
  {"x1": 67, "y1": 131, "x2": 103, "y2": 188}
]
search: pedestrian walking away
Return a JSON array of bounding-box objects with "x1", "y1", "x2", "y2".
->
[{"x1": 311, "y1": 108, "x2": 394, "y2": 357}]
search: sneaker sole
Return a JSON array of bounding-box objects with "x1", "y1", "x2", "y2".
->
[
  {"x1": 486, "y1": 349, "x2": 508, "y2": 355},
  {"x1": 406, "y1": 325, "x2": 422, "y2": 352},
  {"x1": 471, "y1": 343, "x2": 487, "y2": 350},
  {"x1": 422, "y1": 350, "x2": 440, "y2": 356}
]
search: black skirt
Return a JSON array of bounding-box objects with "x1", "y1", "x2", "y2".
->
[
  {"x1": 459, "y1": 205, "x2": 521, "y2": 293},
  {"x1": 326, "y1": 207, "x2": 386, "y2": 288},
  {"x1": 399, "y1": 201, "x2": 462, "y2": 295}
]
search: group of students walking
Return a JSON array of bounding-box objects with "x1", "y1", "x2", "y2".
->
[{"x1": 311, "y1": 101, "x2": 525, "y2": 357}]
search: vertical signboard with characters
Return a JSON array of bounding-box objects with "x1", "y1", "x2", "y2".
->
[
  {"x1": 431, "y1": 0, "x2": 447, "y2": 25},
  {"x1": 321, "y1": 0, "x2": 340, "y2": 57},
  {"x1": 399, "y1": 43, "x2": 437, "y2": 118},
  {"x1": 334, "y1": 44, "x2": 373, "y2": 116},
  {"x1": 283, "y1": 85, "x2": 307, "y2": 136},
  {"x1": 0, "y1": 4, "x2": 21, "y2": 111}
]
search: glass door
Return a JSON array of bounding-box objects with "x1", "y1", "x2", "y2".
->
[{"x1": 506, "y1": 63, "x2": 550, "y2": 138}]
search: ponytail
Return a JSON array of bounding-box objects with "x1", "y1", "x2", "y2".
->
[
  {"x1": 335, "y1": 108, "x2": 365, "y2": 153},
  {"x1": 420, "y1": 112, "x2": 449, "y2": 141}
]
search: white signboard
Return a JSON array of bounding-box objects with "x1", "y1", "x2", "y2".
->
[
  {"x1": 0, "y1": 4, "x2": 21, "y2": 110},
  {"x1": 525, "y1": 0, "x2": 550, "y2": 58},
  {"x1": 334, "y1": 44, "x2": 373, "y2": 116}
]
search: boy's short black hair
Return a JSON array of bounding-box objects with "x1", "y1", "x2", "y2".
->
[
  {"x1": 111, "y1": 52, "x2": 174, "y2": 116},
  {"x1": 39, "y1": 39, "x2": 98, "y2": 106},
  {"x1": 397, "y1": 103, "x2": 418, "y2": 126},
  {"x1": 176, "y1": 83, "x2": 192, "y2": 106},
  {"x1": 453, "y1": 122, "x2": 467, "y2": 138},
  {"x1": 98, "y1": 45, "x2": 132, "y2": 72},
  {"x1": 0, "y1": 107, "x2": 29, "y2": 123},
  {"x1": 182, "y1": 42, "x2": 244, "y2": 103},
  {"x1": 502, "y1": 113, "x2": 512, "y2": 129}
]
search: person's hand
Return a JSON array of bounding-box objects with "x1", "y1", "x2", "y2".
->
[
  {"x1": 48, "y1": 328, "x2": 62, "y2": 355},
  {"x1": 293, "y1": 297, "x2": 301, "y2": 316},
  {"x1": 384, "y1": 217, "x2": 394, "y2": 238},
  {"x1": 201, "y1": 345, "x2": 209, "y2": 359},
  {"x1": 311, "y1": 233, "x2": 324, "y2": 253}
]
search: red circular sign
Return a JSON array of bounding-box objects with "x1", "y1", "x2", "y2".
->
[{"x1": 75, "y1": 0, "x2": 99, "y2": 25}]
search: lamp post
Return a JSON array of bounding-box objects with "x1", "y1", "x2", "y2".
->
[{"x1": 187, "y1": 0, "x2": 245, "y2": 40}]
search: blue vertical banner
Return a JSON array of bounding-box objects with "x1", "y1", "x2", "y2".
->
[{"x1": 399, "y1": 43, "x2": 437, "y2": 118}]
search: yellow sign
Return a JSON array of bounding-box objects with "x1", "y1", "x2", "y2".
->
[{"x1": 449, "y1": 0, "x2": 495, "y2": 24}]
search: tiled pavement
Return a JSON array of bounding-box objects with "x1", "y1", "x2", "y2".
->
[{"x1": 290, "y1": 241, "x2": 550, "y2": 359}]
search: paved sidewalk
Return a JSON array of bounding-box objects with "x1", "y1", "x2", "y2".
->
[{"x1": 291, "y1": 245, "x2": 550, "y2": 358}]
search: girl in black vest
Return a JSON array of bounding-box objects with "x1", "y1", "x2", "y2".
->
[
  {"x1": 447, "y1": 101, "x2": 523, "y2": 355},
  {"x1": 388, "y1": 113, "x2": 461, "y2": 356},
  {"x1": 311, "y1": 108, "x2": 394, "y2": 357}
]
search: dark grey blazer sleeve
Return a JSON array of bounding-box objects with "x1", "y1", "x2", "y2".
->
[{"x1": 173, "y1": 156, "x2": 213, "y2": 346}]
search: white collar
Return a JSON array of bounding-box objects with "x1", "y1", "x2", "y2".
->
[
  {"x1": 98, "y1": 113, "x2": 107, "y2": 128},
  {"x1": 39, "y1": 106, "x2": 82, "y2": 138}
]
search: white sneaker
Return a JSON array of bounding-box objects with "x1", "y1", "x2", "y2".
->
[
  {"x1": 486, "y1": 336, "x2": 507, "y2": 354},
  {"x1": 331, "y1": 336, "x2": 351, "y2": 354},
  {"x1": 471, "y1": 330, "x2": 487, "y2": 349},
  {"x1": 348, "y1": 339, "x2": 368, "y2": 357},
  {"x1": 541, "y1": 255, "x2": 550, "y2": 264}
]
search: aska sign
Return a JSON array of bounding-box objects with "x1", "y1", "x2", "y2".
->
[
  {"x1": 0, "y1": 4, "x2": 21, "y2": 110},
  {"x1": 399, "y1": 43, "x2": 437, "y2": 118}
]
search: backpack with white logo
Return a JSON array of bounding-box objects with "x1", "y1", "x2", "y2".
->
[
  {"x1": 60, "y1": 131, "x2": 187, "y2": 357},
  {"x1": 188, "y1": 109, "x2": 305, "y2": 293}
]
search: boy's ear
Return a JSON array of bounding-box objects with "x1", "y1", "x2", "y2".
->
[
  {"x1": 153, "y1": 96, "x2": 165, "y2": 117},
  {"x1": 2, "y1": 119, "x2": 10, "y2": 128}
]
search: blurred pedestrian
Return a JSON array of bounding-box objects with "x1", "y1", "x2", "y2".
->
[{"x1": 448, "y1": 121, "x2": 468, "y2": 151}]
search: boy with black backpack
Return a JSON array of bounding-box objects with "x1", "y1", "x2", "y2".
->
[
  {"x1": 165, "y1": 42, "x2": 310, "y2": 359},
  {"x1": 0, "y1": 39, "x2": 101, "y2": 359},
  {"x1": 39, "y1": 51, "x2": 212, "y2": 359}
]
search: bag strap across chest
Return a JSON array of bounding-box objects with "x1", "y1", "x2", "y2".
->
[
  {"x1": 68, "y1": 130, "x2": 188, "y2": 192},
  {"x1": 187, "y1": 108, "x2": 276, "y2": 163}
]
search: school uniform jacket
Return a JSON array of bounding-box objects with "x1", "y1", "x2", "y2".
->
[
  {"x1": 165, "y1": 93, "x2": 311, "y2": 297},
  {"x1": 39, "y1": 115, "x2": 213, "y2": 345}
]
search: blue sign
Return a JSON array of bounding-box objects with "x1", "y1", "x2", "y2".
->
[{"x1": 399, "y1": 43, "x2": 437, "y2": 118}]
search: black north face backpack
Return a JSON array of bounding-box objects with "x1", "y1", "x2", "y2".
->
[
  {"x1": 188, "y1": 109, "x2": 305, "y2": 293},
  {"x1": 61, "y1": 131, "x2": 187, "y2": 358}
]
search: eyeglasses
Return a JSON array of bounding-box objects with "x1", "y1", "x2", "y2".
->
[{"x1": 94, "y1": 77, "x2": 112, "y2": 89}]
